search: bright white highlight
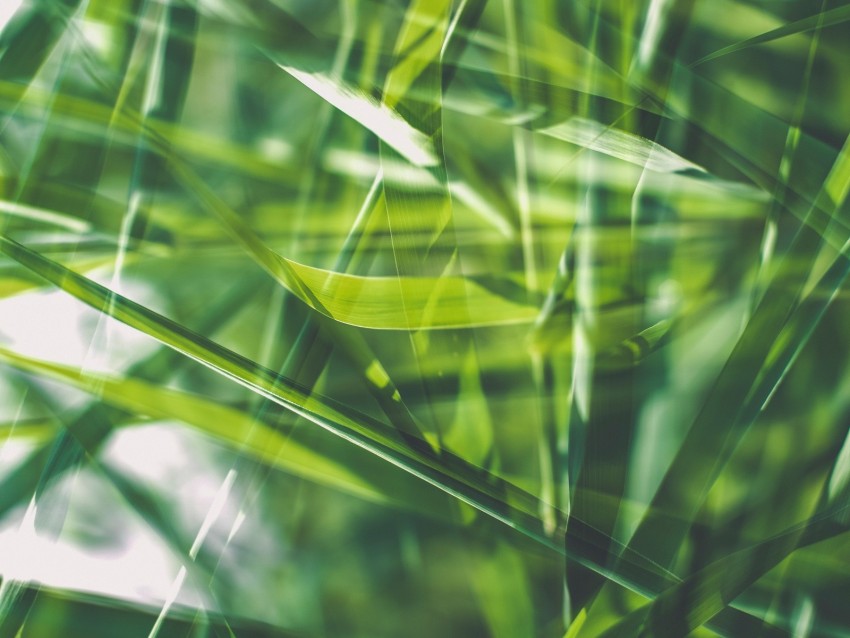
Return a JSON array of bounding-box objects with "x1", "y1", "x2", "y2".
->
[
  {"x1": 0, "y1": 200, "x2": 92, "y2": 233},
  {"x1": 540, "y1": 117, "x2": 705, "y2": 174},
  {"x1": 0, "y1": 0, "x2": 23, "y2": 34},
  {"x1": 279, "y1": 65, "x2": 439, "y2": 167}
]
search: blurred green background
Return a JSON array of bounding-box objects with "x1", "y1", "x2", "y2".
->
[{"x1": 0, "y1": 0, "x2": 849, "y2": 636}]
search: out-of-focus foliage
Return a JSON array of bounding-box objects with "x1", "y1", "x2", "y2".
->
[{"x1": 0, "y1": 0, "x2": 849, "y2": 636}]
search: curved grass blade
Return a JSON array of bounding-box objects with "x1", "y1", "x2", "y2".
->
[
  {"x1": 0, "y1": 234, "x2": 553, "y2": 539},
  {"x1": 171, "y1": 146, "x2": 537, "y2": 330},
  {"x1": 256, "y1": 0, "x2": 492, "y2": 461},
  {"x1": 1, "y1": 149, "x2": 793, "y2": 638},
  {"x1": 0, "y1": 232, "x2": 737, "y2": 607},
  {"x1": 539, "y1": 116, "x2": 705, "y2": 174}
]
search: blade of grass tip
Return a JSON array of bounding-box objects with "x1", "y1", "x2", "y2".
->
[
  {"x1": 274, "y1": 61, "x2": 439, "y2": 168},
  {"x1": 468, "y1": 539, "x2": 536, "y2": 638},
  {"x1": 0, "y1": 233, "x2": 718, "y2": 602},
  {"x1": 539, "y1": 116, "x2": 706, "y2": 174},
  {"x1": 539, "y1": 97, "x2": 655, "y2": 198},
  {"x1": 443, "y1": 341, "x2": 495, "y2": 471},
  {"x1": 261, "y1": 19, "x2": 519, "y2": 242}
]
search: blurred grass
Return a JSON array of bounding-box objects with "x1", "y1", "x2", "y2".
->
[{"x1": 0, "y1": 0, "x2": 849, "y2": 636}]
